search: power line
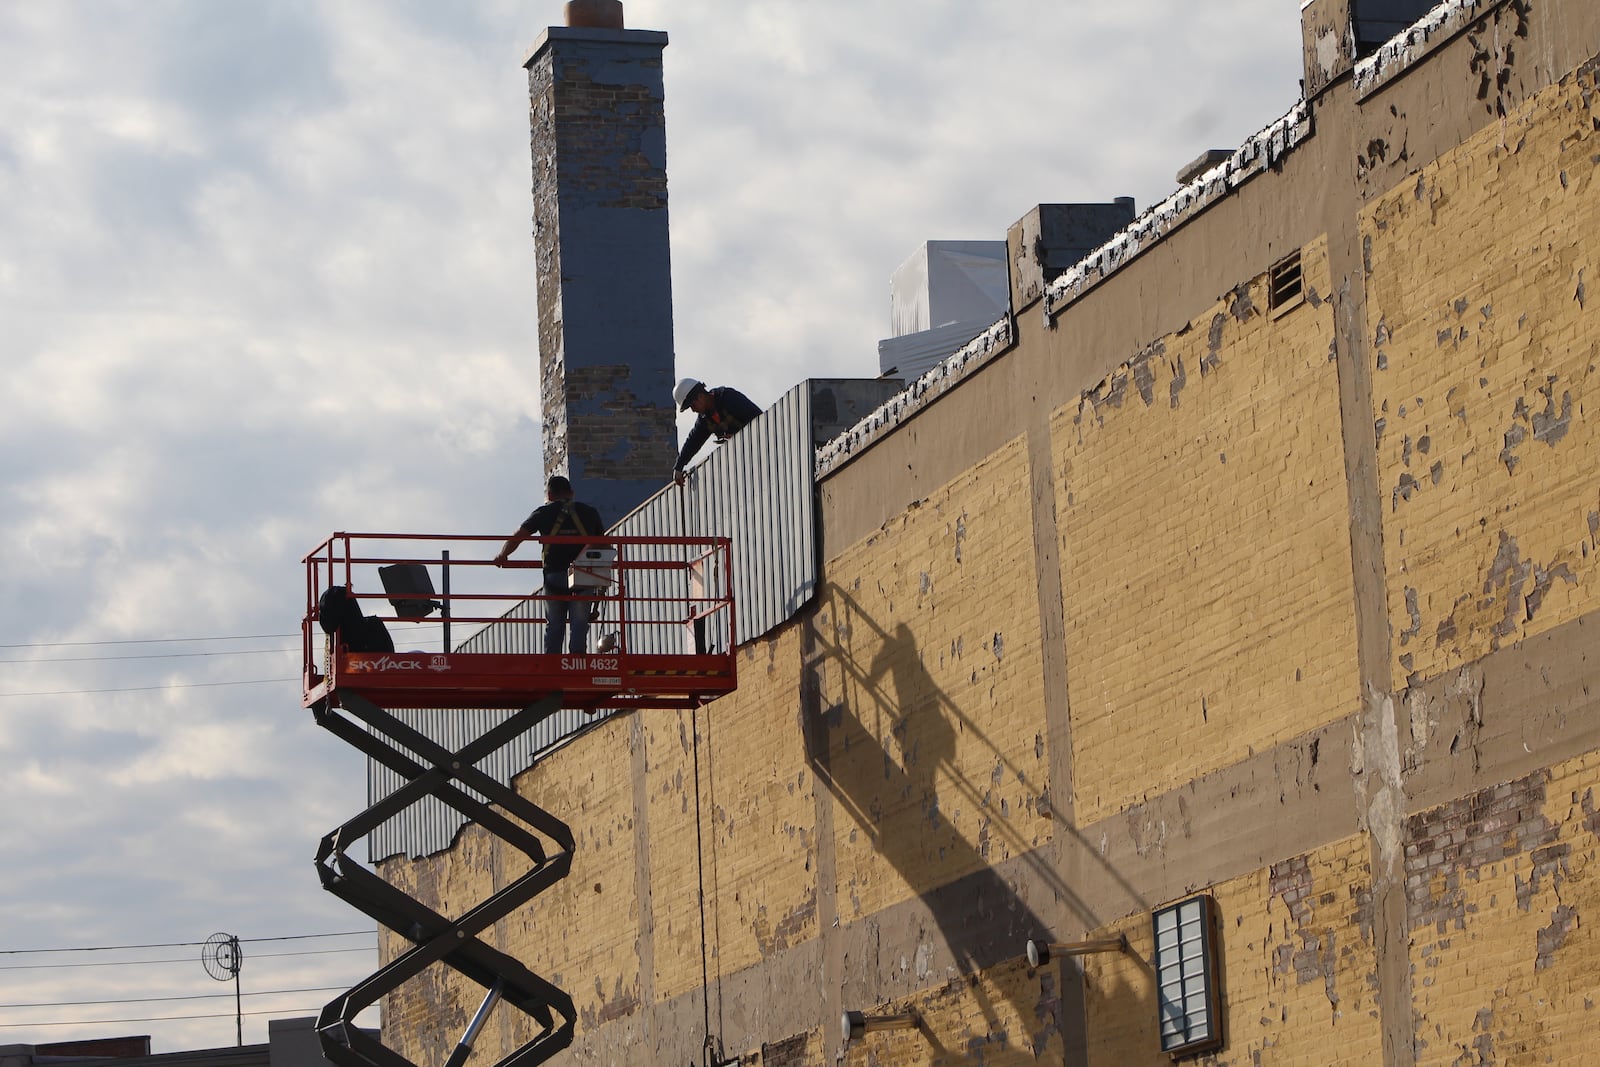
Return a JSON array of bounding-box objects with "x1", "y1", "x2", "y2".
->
[
  {"x1": 0, "y1": 947, "x2": 377, "y2": 972},
  {"x1": 0, "y1": 1006, "x2": 378, "y2": 1029},
  {"x1": 0, "y1": 649, "x2": 297, "y2": 665},
  {"x1": 0, "y1": 986, "x2": 352, "y2": 1009},
  {"x1": 0, "y1": 634, "x2": 298, "y2": 650},
  {"x1": 0, "y1": 678, "x2": 297, "y2": 698},
  {"x1": 242, "y1": 933, "x2": 375, "y2": 944},
  {"x1": 0, "y1": 932, "x2": 374, "y2": 956}
]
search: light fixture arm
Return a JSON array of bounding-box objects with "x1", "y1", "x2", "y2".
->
[
  {"x1": 1025, "y1": 934, "x2": 1130, "y2": 968},
  {"x1": 841, "y1": 1009, "x2": 920, "y2": 1045}
]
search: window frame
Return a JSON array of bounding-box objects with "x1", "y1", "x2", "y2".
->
[{"x1": 1151, "y1": 894, "x2": 1224, "y2": 1057}]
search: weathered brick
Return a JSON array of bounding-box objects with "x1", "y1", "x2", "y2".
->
[
  {"x1": 1084, "y1": 835, "x2": 1382, "y2": 1066},
  {"x1": 1054, "y1": 240, "x2": 1361, "y2": 825},
  {"x1": 1367, "y1": 59, "x2": 1600, "y2": 686},
  {"x1": 815, "y1": 436, "x2": 1051, "y2": 920},
  {"x1": 1408, "y1": 752, "x2": 1600, "y2": 1064}
]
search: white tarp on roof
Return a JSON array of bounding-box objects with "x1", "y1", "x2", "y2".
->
[
  {"x1": 878, "y1": 317, "x2": 996, "y2": 381},
  {"x1": 889, "y1": 240, "x2": 1008, "y2": 337}
]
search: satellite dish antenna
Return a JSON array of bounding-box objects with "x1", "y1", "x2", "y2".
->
[{"x1": 202, "y1": 932, "x2": 244, "y2": 1046}]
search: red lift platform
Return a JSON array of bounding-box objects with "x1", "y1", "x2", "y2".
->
[
  {"x1": 302, "y1": 531, "x2": 738, "y2": 1067},
  {"x1": 301, "y1": 531, "x2": 738, "y2": 713}
]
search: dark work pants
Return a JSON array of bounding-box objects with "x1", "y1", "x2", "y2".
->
[{"x1": 543, "y1": 569, "x2": 591, "y2": 655}]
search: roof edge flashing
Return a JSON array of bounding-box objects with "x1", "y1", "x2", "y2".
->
[
  {"x1": 1040, "y1": 99, "x2": 1312, "y2": 322},
  {"x1": 1352, "y1": 0, "x2": 1514, "y2": 100},
  {"x1": 816, "y1": 317, "x2": 1013, "y2": 478}
]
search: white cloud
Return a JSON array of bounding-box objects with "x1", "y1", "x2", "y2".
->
[{"x1": 0, "y1": 0, "x2": 1306, "y2": 1052}]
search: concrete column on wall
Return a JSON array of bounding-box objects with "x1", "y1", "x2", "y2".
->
[
  {"x1": 1302, "y1": 0, "x2": 1357, "y2": 98},
  {"x1": 525, "y1": 4, "x2": 678, "y2": 525},
  {"x1": 1006, "y1": 200, "x2": 1136, "y2": 314}
]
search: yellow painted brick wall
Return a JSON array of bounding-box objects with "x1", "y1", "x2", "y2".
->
[
  {"x1": 815, "y1": 434, "x2": 1051, "y2": 920},
  {"x1": 841, "y1": 958, "x2": 1064, "y2": 1066},
  {"x1": 701, "y1": 625, "x2": 821, "y2": 981},
  {"x1": 643, "y1": 701, "x2": 710, "y2": 1001},
  {"x1": 1366, "y1": 60, "x2": 1600, "y2": 686},
  {"x1": 640, "y1": 624, "x2": 821, "y2": 1003},
  {"x1": 1407, "y1": 753, "x2": 1600, "y2": 1064},
  {"x1": 378, "y1": 828, "x2": 509, "y2": 1067},
  {"x1": 1055, "y1": 240, "x2": 1360, "y2": 825},
  {"x1": 374, "y1": 714, "x2": 638, "y2": 1062},
  {"x1": 491, "y1": 713, "x2": 638, "y2": 1050},
  {"x1": 737, "y1": 1028, "x2": 825, "y2": 1065},
  {"x1": 1082, "y1": 833, "x2": 1382, "y2": 1066}
]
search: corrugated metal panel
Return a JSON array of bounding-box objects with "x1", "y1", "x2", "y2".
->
[
  {"x1": 609, "y1": 487, "x2": 693, "y2": 657},
  {"x1": 684, "y1": 381, "x2": 814, "y2": 644},
  {"x1": 367, "y1": 379, "x2": 902, "y2": 860}
]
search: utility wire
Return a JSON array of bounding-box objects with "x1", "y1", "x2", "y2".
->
[
  {"x1": 0, "y1": 634, "x2": 298, "y2": 649},
  {"x1": 0, "y1": 648, "x2": 297, "y2": 665},
  {"x1": 241, "y1": 933, "x2": 375, "y2": 944},
  {"x1": 0, "y1": 936, "x2": 380, "y2": 1032},
  {"x1": 0, "y1": 986, "x2": 351, "y2": 1009},
  {"x1": 0, "y1": 932, "x2": 373, "y2": 955},
  {"x1": 0, "y1": 678, "x2": 297, "y2": 698},
  {"x1": 0, "y1": 947, "x2": 375, "y2": 972},
  {"x1": 0, "y1": 1006, "x2": 377, "y2": 1029}
]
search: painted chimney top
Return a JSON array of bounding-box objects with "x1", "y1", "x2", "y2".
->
[{"x1": 565, "y1": 0, "x2": 624, "y2": 29}]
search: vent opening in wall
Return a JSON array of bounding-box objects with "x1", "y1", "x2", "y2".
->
[
  {"x1": 1153, "y1": 894, "x2": 1224, "y2": 1057},
  {"x1": 1269, "y1": 250, "x2": 1304, "y2": 317}
]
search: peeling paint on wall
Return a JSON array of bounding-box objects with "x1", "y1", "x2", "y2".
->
[
  {"x1": 1366, "y1": 53, "x2": 1600, "y2": 686},
  {"x1": 1405, "y1": 770, "x2": 1557, "y2": 932},
  {"x1": 1353, "y1": 0, "x2": 1531, "y2": 101},
  {"x1": 1041, "y1": 103, "x2": 1313, "y2": 322},
  {"x1": 1267, "y1": 855, "x2": 1362, "y2": 1016},
  {"x1": 1354, "y1": 687, "x2": 1405, "y2": 880},
  {"x1": 1534, "y1": 904, "x2": 1578, "y2": 969}
]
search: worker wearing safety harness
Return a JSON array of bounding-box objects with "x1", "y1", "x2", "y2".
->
[
  {"x1": 671, "y1": 377, "x2": 762, "y2": 486},
  {"x1": 494, "y1": 475, "x2": 605, "y2": 655}
]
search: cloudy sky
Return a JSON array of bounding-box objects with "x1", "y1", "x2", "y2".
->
[{"x1": 0, "y1": 0, "x2": 1304, "y2": 1053}]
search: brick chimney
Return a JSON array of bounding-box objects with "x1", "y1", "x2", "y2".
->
[{"x1": 524, "y1": 1, "x2": 677, "y2": 525}]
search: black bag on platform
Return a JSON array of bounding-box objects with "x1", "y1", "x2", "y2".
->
[
  {"x1": 352, "y1": 615, "x2": 394, "y2": 654},
  {"x1": 318, "y1": 586, "x2": 395, "y2": 653}
]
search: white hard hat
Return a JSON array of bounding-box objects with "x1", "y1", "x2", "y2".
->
[{"x1": 673, "y1": 377, "x2": 703, "y2": 411}]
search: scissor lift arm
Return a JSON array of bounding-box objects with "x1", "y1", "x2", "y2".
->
[
  {"x1": 303, "y1": 532, "x2": 737, "y2": 1067},
  {"x1": 312, "y1": 693, "x2": 576, "y2": 1067}
]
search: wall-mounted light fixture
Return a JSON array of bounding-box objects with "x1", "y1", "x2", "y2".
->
[
  {"x1": 1152, "y1": 895, "x2": 1223, "y2": 1055},
  {"x1": 1024, "y1": 934, "x2": 1129, "y2": 968},
  {"x1": 840, "y1": 1009, "x2": 920, "y2": 1046},
  {"x1": 1025, "y1": 898, "x2": 1225, "y2": 1057}
]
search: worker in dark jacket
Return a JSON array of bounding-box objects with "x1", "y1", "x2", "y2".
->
[
  {"x1": 671, "y1": 378, "x2": 762, "y2": 486},
  {"x1": 494, "y1": 475, "x2": 604, "y2": 654}
]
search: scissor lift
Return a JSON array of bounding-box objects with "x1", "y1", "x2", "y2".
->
[{"x1": 302, "y1": 532, "x2": 737, "y2": 1067}]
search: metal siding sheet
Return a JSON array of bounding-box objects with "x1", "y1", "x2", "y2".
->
[
  {"x1": 611, "y1": 489, "x2": 692, "y2": 657},
  {"x1": 368, "y1": 379, "x2": 834, "y2": 859},
  {"x1": 689, "y1": 380, "x2": 815, "y2": 642}
]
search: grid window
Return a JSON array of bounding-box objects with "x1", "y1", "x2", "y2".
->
[{"x1": 1152, "y1": 895, "x2": 1223, "y2": 1056}]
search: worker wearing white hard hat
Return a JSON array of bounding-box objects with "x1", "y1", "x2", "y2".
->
[{"x1": 671, "y1": 377, "x2": 762, "y2": 486}]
